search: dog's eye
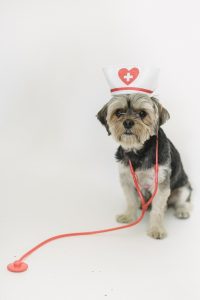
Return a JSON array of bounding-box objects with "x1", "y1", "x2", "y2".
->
[
  {"x1": 139, "y1": 111, "x2": 147, "y2": 118},
  {"x1": 115, "y1": 109, "x2": 125, "y2": 117}
]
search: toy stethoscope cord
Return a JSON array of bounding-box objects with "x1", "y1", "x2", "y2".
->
[{"x1": 7, "y1": 134, "x2": 159, "y2": 273}]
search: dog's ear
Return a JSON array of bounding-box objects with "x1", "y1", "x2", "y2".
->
[
  {"x1": 96, "y1": 103, "x2": 111, "y2": 135},
  {"x1": 151, "y1": 97, "x2": 170, "y2": 126}
]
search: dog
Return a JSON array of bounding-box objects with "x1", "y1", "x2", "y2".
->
[{"x1": 97, "y1": 93, "x2": 192, "y2": 239}]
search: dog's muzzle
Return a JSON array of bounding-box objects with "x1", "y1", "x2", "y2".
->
[{"x1": 123, "y1": 119, "x2": 134, "y2": 129}]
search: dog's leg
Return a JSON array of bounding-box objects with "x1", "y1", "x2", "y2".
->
[
  {"x1": 169, "y1": 185, "x2": 192, "y2": 219},
  {"x1": 148, "y1": 183, "x2": 170, "y2": 239},
  {"x1": 116, "y1": 164, "x2": 139, "y2": 224}
]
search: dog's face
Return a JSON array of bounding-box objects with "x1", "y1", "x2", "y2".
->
[{"x1": 97, "y1": 93, "x2": 170, "y2": 150}]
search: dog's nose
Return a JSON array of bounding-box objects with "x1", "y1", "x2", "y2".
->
[{"x1": 123, "y1": 119, "x2": 134, "y2": 129}]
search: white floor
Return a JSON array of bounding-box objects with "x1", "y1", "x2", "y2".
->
[
  {"x1": 1, "y1": 0, "x2": 200, "y2": 298},
  {"x1": 1, "y1": 152, "x2": 199, "y2": 300}
]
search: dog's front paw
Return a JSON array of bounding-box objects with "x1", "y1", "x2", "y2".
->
[
  {"x1": 175, "y1": 207, "x2": 190, "y2": 219},
  {"x1": 148, "y1": 226, "x2": 167, "y2": 240},
  {"x1": 116, "y1": 214, "x2": 134, "y2": 224}
]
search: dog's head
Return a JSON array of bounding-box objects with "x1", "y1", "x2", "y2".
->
[{"x1": 96, "y1": 93, "x2": 170, "y2": 150}]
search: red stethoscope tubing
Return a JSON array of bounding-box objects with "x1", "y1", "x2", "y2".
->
[{"x1": 7, "y1": 134, "x2": 159, "y2": 272}]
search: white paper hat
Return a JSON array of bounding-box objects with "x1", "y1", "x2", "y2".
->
[{"x1": 103, "y1": 65, "x2": 159, "y2": 96}]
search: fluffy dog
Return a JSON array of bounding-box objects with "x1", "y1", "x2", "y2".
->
[{"x1": 97, "y1": 93, "x2": 192, "y2": 239}]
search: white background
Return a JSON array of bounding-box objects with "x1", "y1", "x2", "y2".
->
[{"x1": 0, "y1": 0, "x2": 200, "y2": 299}]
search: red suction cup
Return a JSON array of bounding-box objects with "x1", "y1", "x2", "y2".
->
[{"x1": 7, "y1": 261, "x2": 28, "y2": 273}]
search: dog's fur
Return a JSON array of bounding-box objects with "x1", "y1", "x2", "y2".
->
[{"x1": 97, "y1": 93, "x2": 192, "y2": 239}]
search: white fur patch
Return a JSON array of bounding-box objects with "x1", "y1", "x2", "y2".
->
[{"x1": 119, "y1": 162, "x2": 169, "y2": 192}]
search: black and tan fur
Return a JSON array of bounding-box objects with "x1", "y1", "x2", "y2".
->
[{"x1": 97, "y1": 93, "x2": 192, "y2": 239}]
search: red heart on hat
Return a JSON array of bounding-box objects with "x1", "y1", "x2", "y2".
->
[{"x1": 118, "y1": 68, "x2": 139, "y2": 85}]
